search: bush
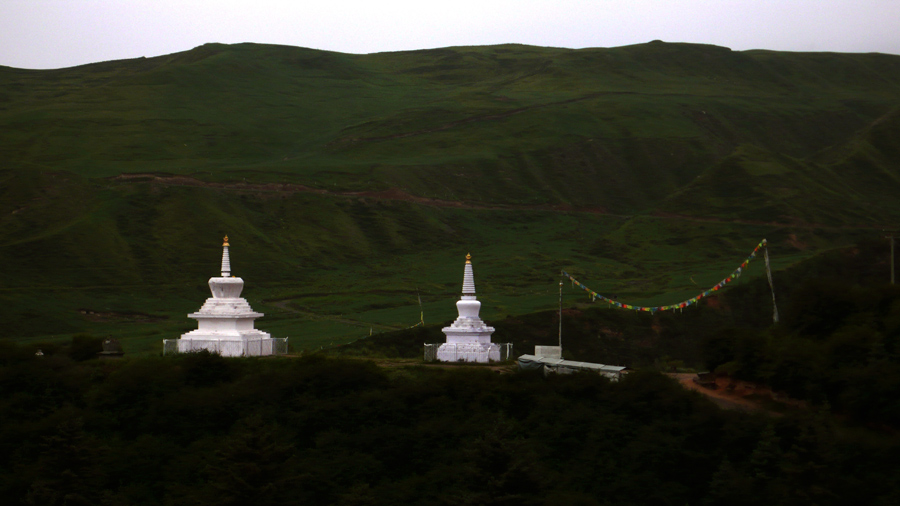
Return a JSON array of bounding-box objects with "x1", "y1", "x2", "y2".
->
[
  {"x1": 68, "y1": 333, "x2": 103, "y2": 361},
  {"x1": 181, "y1": 350, "x2": 239, "y2": 386}
]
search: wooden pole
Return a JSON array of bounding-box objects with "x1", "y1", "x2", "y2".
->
[{"x1": 558, "y1": 281, "x2": 563, "y2": 349}]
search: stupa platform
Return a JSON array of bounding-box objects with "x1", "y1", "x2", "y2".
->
[
  {"x1": 436, "y1": 342, "x2": 502, "y2": 362},
  {"x1": 177, "y1": 333, "x2": 277, "y2": 357}
]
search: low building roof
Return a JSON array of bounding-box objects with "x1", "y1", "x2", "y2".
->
[{"x1": 517, "y1": 354, "x2": 626, "y2": 372}]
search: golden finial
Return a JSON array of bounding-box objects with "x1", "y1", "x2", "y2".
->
[
  {"x1": 466, "y1": 252, "x2": 471, "y2": 264},
  {"x1": 223, "y1": 235, "x2": 230, "y2": 247}
]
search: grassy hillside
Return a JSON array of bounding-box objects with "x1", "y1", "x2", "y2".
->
[
  {"x1": 1, "y1": 42, "x2": 899, "y2": 352},
  {"x1": 3, "y1": 42, "x2": 900, "y2": 210}
]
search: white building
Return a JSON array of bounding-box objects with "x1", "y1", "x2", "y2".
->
[
  {"x1": 516, "y1": 355, "x2": 626, "y2": 381},
  {"x1": 437, "y1": 254, "x2": 503, "y2": 362},
  {"x1": 178, "y1": 236, "x2": 277, "y2": 356}
]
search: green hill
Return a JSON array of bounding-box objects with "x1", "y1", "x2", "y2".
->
[{"x1": 1, "y1": 42, "x2": 899, "y2": 352}]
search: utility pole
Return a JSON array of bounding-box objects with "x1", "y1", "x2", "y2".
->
[{"x1": 558, "y1": 281, "x2": 563, "y2": 349}]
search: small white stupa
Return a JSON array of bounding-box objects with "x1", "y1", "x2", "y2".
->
[
  {"x1": 178, "y1": 236, "x2": 276, "y2": 357},
  {"x1": 438, "y1": 253, "x2": 501, "y2": 362}
]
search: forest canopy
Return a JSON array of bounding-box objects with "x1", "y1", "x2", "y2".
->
[{"x1": 1, "y1": 348, "x2": 900, "y2": 505}]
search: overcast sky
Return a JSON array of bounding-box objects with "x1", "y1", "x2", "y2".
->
[{"x1": 2, "y1": 0, "x2": 899, "y2": 69}]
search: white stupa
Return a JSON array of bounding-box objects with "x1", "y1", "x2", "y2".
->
[
  {"x1": 178, "y1": 236, "x2": 276, "y2": 357},
  {"x1": 438, "y1": 253, "x2": 501, "y2": 362}
]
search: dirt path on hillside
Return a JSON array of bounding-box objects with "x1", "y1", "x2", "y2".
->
[
  {"x1": 109, "y1": 173, "x2": 896, "y2": 230},
  {"x1": 650, "y1": 211, "x2": 891, "y2": 231},
  {"x1": 668, "y1": 373, "x2": 762, "y2": 413},
  {"x1": 667, "y1": 373, "x2": 807, "y2": 415},
  {"x1": 109, "y1": 173, "x2": 611, "y2": 214},
  {"x1": 336, "y1": 91, "x2": 636, "y2": 143}
]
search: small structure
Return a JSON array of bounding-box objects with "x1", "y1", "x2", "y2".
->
[
  {"x1": 436, "y1": 253, "x2": 505, "y2": 363},
  {"x1": 517, "y1": 354, "x2": 627, "y2": 381},
  {"x1": 98, "y1": 338, "x2": 124, "y2": 359},
  {"x1": 175, "y1": 236, "x2": 280, "y2": 357},
  {"x1": 534, "y1": 345, "x2": 562, "y2": 359}
]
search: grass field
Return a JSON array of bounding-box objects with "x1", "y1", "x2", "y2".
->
[{"x1": 0, "y1": 186, "x2": 872, "y2": 355}]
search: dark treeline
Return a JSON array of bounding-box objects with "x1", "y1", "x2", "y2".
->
[
  {"x1": 707, "y1": 239, "x2": 900, "y2": 426},
  {"x1": 1, "y1": 347, "x2": 900, "y2": 505}
]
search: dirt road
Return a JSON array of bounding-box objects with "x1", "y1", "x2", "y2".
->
[{"x1": 668, "y1": 373, "x2": 807, "y2": 415}]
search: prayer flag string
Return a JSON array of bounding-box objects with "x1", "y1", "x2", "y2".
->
[{"x1": 561, "y1": 239, "x2": 769, "y2": 314}]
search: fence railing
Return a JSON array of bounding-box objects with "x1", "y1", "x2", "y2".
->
[
  {"x1": 424, "y1": 342, "x2": 513, "y2": 363},
  {"x1": 163, "y1": 338, "x2": 289, "y2": 357}
]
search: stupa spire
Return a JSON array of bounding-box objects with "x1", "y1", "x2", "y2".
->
[
  {"x1": 461, "y1": 253, "x2": 476, "y2": 296},
  {"x1": 221, "y1": 235, "x2": 231, "y2": 277}
]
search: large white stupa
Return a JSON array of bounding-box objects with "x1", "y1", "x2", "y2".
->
[
  {"x1": 438, "y1": 253, "x2": 501, "y2": 363},
  {"x1": 178, "y1": 236, "x2": 276, "y2": 357}
]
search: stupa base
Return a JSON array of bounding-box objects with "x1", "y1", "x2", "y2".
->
[
  {"x1": 436, "y1": 342, "x2": 501, "y2": 363},
  {"x1": 177, "y1": 336, "x2": 276, "y2": 357}
]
